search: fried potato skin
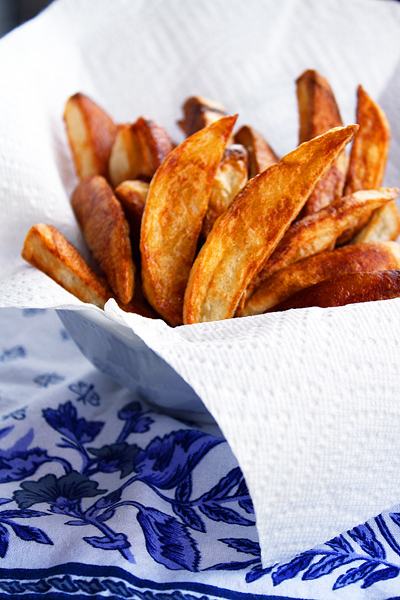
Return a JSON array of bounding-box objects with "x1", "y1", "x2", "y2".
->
[
  {"x1": 183, "y1": 125, "x2": 358, "y2": 324},
  {"x1": 250, "y1": 187, "x2": 398, "y2": 286},
  {"x1": 71, "y1": 175, "x2": 135, "y2": 305},
  {"x1": 178, "y1": 96, "x2": 227, "y2": 137},
  {"x1": 109, "y1": 118, "x2": 173, "y2": 188},
  {"x1": 338, "y1": 85, "x2": 391, "y2": 244},
  {"x1": 201, "y1": 144, "x2": 248, "y2": 240},
  {"x1": 22, "y1": 224, "x2": 112, "y2": 308},
  {"x1": 234, "y1": 125, "x2": 278, "y2": 178},
  {"x1": 270, "y1": 269, "x2": 400, "y2": 312},
  {"x1": 352, "y1": 200, "x2": 400, "y2": 244},
  {"x1": 140, "y1": 115, "x2": 237, "y2": 326},
  {"x1": 241, "y1": 241, "x2": 400, "y2": 316},
  {"x1": 296, "y1": 69, "x2": 346, "y2": 215},
  {"x1": 115, "y1": 180, "x2": 149, "y2": 266},
  {"x1": 345, "y1": 85, "x2": 390, "y2": 195},
  {"x1": 63, "y1": 93, "x2": 118, "y2": 180}
]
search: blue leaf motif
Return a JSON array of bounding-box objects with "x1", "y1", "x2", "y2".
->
[
  {"x1": 207, "y1": 559, "x2": 259, "y2": 571},
  {"x1": 246, "y1": 562, "x2": 274, "y2": 583},
  {"x1": 7, "y1": 522, "x2": 53, "y2": 545},
  {"x1": 0, "y1": 523, "x2": 9, "y2": 558},
  {"x1": 0, "y1": 509, "x2": 47, "y2": 518},
  {"x1": 0, "y1": 434, "x2": 50, "y2": 484},
  {"x1": 175, "y1": 474, "x2": 192, "y2": 502},
  {"x1": 239, "y1": 497, "x2": 254, "y2": 514},
  {"x1": 219, "y1": 538, "x2": 260, "y2": 556},
  {"x1": 136, "y1": 506, "x2": 200, "y2": 571},
  {"x1": 362, "y1": 566, "x2": 400, "y2": 588},
  {"x1": 302, "y1": 554, "x2": 355, "y2": 580},
  {"x1": 172, "y1": 505, "x2": 205, "y2": 533},
  {"x1": 203, "y1": 467, "x2": 243, "y2": 501},
  {"x1": 43, "y1": 402, "x2": 104, "y2": 444},
  {"x1": 118, "y1": 401, "x2": 154, "y2": 437},
  {"x1": 333, "y1": 561, "x2": 379, "y2": 590},
  {"x1": 199, "y1": 501, "x2": 254, "y2": 526},
  {"x1": 326, "y1": 534, "x2": 353, "y2": 554},
  {"x1": 348, "y1": 523, "x2": 385, "y2": 559},
  {"x1": 272, "y1": 552, "x2": 316, "y2": 585},
  {"x1": 134, "y1": 430, "x2": 223, "y2": 489},
  {"x1": 83, "y1": 533, "x2": 129, "y2": 550}
]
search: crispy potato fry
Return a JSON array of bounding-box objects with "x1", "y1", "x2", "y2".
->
[
  {"x1": 140, "y1": 115, "x2": 237, "y2": 326},
  {"x1": 114, "y1": 180, "x2": 149, "y2": 266},
  {"x1": 234, "y1": 125, "x2": 278, "y2": 178},
  {"x1": 296, "y1": 69, "x2": 347, "y2": 215},
  {"x1": 22, "y1": 224, "x2": 112, "y2": 308},
  {"x1": 64, "y1": 93, "x2": 118, "y2": 180},
  {"x1": 183, "y1": 125, "x2": 358, "y2": 324},
  {"x1": 345, "y1": 85, "x2": 390, "y2": 194},
  {"x1": 71, "y1": 175, "x2": 135, "y2": 305},
  {"x1": 242, "y1": 187, "x2": 398, "y2": 302},
  {"x1": 269, "y1": 269, "x2": 400, "y2": 312},
  {"x1": 108, "y1": 117, "x2": 173, "y2": 187},
  {"x1": 352, "y1": 200, "x2": 400, "y2": 243},
  {"x1": 338, "y1": 85, "x2": 391, "y2": 244},
  {"x1": 178, "y1": 96, "x2": 228, "y2": 137},
  {"x1": 241, "y1": 241, "x2": 400, "y2": 316},
  {"x1": 201, "y1": 144, "x2": 248, "y2": 240}
]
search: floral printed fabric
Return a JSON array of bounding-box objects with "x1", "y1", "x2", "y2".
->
[{"x1": 1, "y1": 309, "x2": 400, "y2": 599}]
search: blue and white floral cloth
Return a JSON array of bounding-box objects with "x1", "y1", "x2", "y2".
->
[{"x1": 1, "y1": 307, "x2": 400, "y2": 599}]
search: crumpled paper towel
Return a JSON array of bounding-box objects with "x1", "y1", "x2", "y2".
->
[{"x1": 1, "y1": 0, "x2": 400, "y2": 565}]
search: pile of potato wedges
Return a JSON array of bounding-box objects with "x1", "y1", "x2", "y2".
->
[{"x1": 22, "y1": 70, "x2": 400, "y2": 325}]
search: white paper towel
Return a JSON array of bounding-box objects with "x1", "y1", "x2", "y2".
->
[{"x1": 2, "y1": 0, "x2": 400, "y2": 565}]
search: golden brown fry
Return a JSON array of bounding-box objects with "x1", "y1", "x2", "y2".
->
[
  {"x1": 296, "y1": 69, "x2": 347, "y2": 215},
  {"x1": 108, "y1": 117, "x2": 173, "y2": 188},
  {"x1": 114, "y1": 180, "x2": 149, "y2": 266},
  {"x1": 22, "y1": 224, "x2": 112, "y2": 308},
  {"x1": 241, "y1": 241, "x2": 400, "y2": 317},
  {"x1": 345, "y1": 85, "x2": 390, "y2": 194},
  {"x1": 352, "y1": 201, "x2": 400, "y2": 243},
  {"x1": 183, "y1": 125, "x2": 358, "y2": 324},
  {"x1": 178, "y1": 96, "x2": 227, "y2": 137},
  {"x1": 234, "y1": 125, "x2": 278, "y2": 178},
  {"x1": 269, "y1": 269, "x2": 400, "y2": 312},
  {"x1": 249, "y1": 187, "x2": 398, "y2": 287},
  {"x1": 338, "y1": 85, "x2": 391, "y2": 244},
  {"x1": 63, "y1": 93, "x2": 118, "y2": 181},
  {"x1": 140, "y1": 115, "x2": 237, "y2": 326},
  {"x1": 71, "y1": 175, "x2": 135, "y2": 305},
  {"x1": 201, "y1": 144, "x2": 248, "y2": 240}
]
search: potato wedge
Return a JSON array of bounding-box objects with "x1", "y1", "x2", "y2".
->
[
  {"x1": 234, "y1": 125, "x2": 278, "y2": 178},
  {"x1": 352, "y1": 201, "x2": 400, "y2": 243},
  {"x1": 140, "y1": 115, "x2": 237, "y2": 326},
  {"x1": 71, "y1": 175, "x2": 135, "y2": 305},
  {"x1": 345, "y1": 85, "x2": 390, "y2": 194},
  {"x1": 338, "y1": 85, "x2": 391, "y2": 244},
  {"x1": 178, "y1": 96, "x2": 227, "y2": 137},
  {"x1": 183, "y1": 124, "x2": 358, "y2": 324},
  {"x1": 248, "y1": 187, "x2": 398, "y2": 287},
  {"x1": 241, "y1": 241, "x2": 400, "y2": 316},
  {"x1": 201, "y1": 144, "x2": 248, "y2": 240},
  {"x1": 109, "y1": 117, "x2": 173, "y2": 187},
  {"x1": 270, "y1": 269, "x2": 400, "y2": 312},
  {"x1": 64, "y1": 93, "x2": 118, "y2": 180},
  {"x1": 22, "y1": 224, "x2": 112, "y2": 308},
  {"x1": 115, "y1": 180, "x2": 149, "y2": 266},
  {"x1": 296, "y1": 69, "x2": 347, "y2": 215}
]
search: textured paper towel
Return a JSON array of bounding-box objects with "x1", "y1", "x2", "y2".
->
[{"x1": 1, "y1": 0, "x2": 400, "y2": 564}]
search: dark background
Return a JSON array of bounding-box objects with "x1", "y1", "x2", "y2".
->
[{"x1": 0, "y1": 0, "x2": 54, "y2": 37}]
